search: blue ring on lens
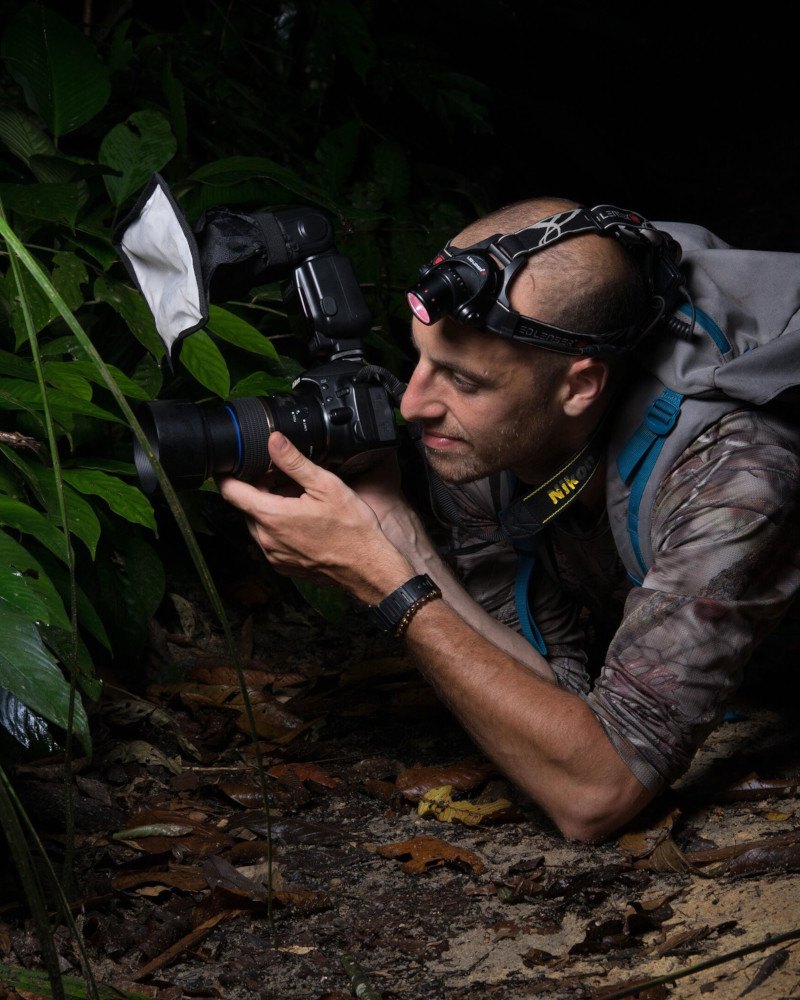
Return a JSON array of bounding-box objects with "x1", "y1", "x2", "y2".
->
[{"x1": 225, "y1": 404, "x2": 243, "y2": 470}]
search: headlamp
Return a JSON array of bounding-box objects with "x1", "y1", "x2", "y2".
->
[{"x1": 406, "y1": 204, "x2": 686, "y2": 357}]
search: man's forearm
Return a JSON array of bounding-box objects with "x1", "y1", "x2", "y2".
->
[
  {"x1": 399, "y1": 596, "x2": 652, "y2": 841},
  {"x1": 377, "y1": 501, "x2": 557, "y2": 682}
]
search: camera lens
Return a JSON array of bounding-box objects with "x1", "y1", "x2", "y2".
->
[{"x1": 134, "y1": 393, "x2": 327, "y2": 495}]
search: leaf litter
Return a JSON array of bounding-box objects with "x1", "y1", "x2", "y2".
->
[{"x1": 3, "y1": 567, "x2": 800, "y2": 999}]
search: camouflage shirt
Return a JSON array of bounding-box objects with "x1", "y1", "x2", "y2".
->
[{"x1": 431, "y1": 408, "x2": 800, "y2": 792}]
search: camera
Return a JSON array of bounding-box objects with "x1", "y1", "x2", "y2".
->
[{"x1": 117, "y1": 182, "x2": 402, "y2": 495}]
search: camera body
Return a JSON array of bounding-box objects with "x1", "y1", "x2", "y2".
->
[{"x1": 120, "y1": 185, "x2": 402, "y2": 495}]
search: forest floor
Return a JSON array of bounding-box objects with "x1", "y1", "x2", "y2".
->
[{"x1": 2, "y1": 541, "x2": 800, "y2": 1000}]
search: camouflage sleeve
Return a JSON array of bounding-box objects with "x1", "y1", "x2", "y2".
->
[{"x1": 587, "y1": 409, "x2": 800, "y2": 792}]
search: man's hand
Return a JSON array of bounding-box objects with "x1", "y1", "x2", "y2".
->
[{"x1": 217, "y1": 433, "x2": 414, "y2": 603}]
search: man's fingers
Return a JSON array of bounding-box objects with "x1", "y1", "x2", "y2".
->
[{"x1": 267, "y1": 432, "x2": 325, "y2": 489}]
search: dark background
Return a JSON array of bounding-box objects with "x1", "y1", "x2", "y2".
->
[
  {"x1": 15, "y1": 0, "x2": 799, "y2": 251},
  {"x1": 416, "y1": 1, "x2": 799, "y2": 250}
]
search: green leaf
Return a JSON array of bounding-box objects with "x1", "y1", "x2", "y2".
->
[
  {"x1": 0, "y1": 564, "x2": 53, "y2": 626},
  {"x1": 0, "y1": 109, "x2": 56, "y2": 169},
  {"x1": 51, "y1": 251, "x2": 89, "y2": 312},
  {"x1": 293, "y1": 579, "x2": 349, "y2": 624},
  {"x1": 62, "y1": 468, "x2": 156, "y2": 532},
  {"x1": 35, "y1": 549, "x2": 110, "y2": 650},
  {"x1": 39, "y1": 481, "x2": 101, "y2": 559},
  {"x1": 94, "y1": 275, "x2": 164, "y2": 358},
  {"x1": 230, "y1": 371, "x2": 293, "y2": 397},
  {"x1": 45, "y1": 360, "x2": 149, "y2": 401},
  {"x1": 179, "y1": 330, "x2": 231, "y2": 398},
  {"x1": 0, "y1": 496, "x2": 69, "y2": 563},
  {"x1": 0, "y1": 604, "x2": 90, "y2": 753},
  {"x1": 188, "y1": 156, "x2": 328, "y2": 203},
  {"x1": 0, "y1": 531, "x2": 71, "y2": 631},
  {"x1": 1, "y1": 5, "x2": 110, "y2": 138},
  {"x1": 99, "y1": 110, "x2": 177, "y2": 207},
  {"x1": 89, "y1": 530, "x2": 164, "y2": 656},
  {"x1": 43, "y1": 362, "x2": 94, "y2": 401},
  {"x1": 206, "y1": 305, "x2": 281, "y2": 360},
  {"x1": 0, "y1": 380, "x2": 125, "y2": 426},
  {"x1": 0, "y1": 183, "x2": 82, "y2": 226}
]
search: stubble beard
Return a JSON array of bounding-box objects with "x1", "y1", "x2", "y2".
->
[{"x1": 423, "y1": 410, "x2": 563, "y2": 487}]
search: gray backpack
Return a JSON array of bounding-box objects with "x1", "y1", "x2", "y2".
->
[{"x1": 607, "y1": 221, "x2": 800, "y2": 582}]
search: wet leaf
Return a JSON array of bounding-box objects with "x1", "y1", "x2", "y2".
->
[
  {"x1": 395, "y1": 759, "x2": 494, "y2": 801},
  {"x1": 112, "y1": 868, "x2": 208, "y2": 893},
  {"x1": 617, "y1": 806, "x2": 681, "y2": 860},
  {"x1": 375, "y1": 834, "x2": 485, "y2": 874},
  {"x1": 417, "y1": 784, "x2": 517, "y2": 826}
]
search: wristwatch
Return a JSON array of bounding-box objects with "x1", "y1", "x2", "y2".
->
[{"x1": 368, "y1": 574, "x2": 442, "y2": 638}]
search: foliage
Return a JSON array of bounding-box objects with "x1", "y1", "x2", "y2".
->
[{"x1": 0, "y1": 0, "x2": 492, "y2": 752}]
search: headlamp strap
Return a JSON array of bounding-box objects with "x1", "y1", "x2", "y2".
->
[
  {"x1": 498, "y1": 405, "x2": 612, "y2": 550},
  {"x1": 493, "y1": 205, "x2": 659, "y2": 263}
]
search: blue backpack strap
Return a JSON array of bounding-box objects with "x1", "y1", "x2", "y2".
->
[
  {"x1": 616, "y1": 387, "x2": 684, "y2": 582},
  {"x1": 514, "y1": 551, "x2": 548, "y2": 655}
]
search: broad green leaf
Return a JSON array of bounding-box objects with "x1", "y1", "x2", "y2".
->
[
  {"x1": 51, "y1": 250, "x2": 89, "y2": 312},
  {"x1": 206, "y1": 305, "x2": 281, "y2": 360},
  {"x1": 0, "y1": 183, "x2": 82, "y2": 226},
  {"x1": 65, "y1": 231, "x2": 118, "y2": 271},
  {"x1": 62, "y1": 468, "x2": 156, "y2": 532},
  {"x1": 89, "y1": 530, "x2": 164, "y2": 656},
  {"x1": 35, "y1": 548, "x2": 110, "y2": 650},
  {"x1": 230, "y1": 371, "x2": 293, "y2": 397},
  {"x1": 0, "y1": 604, "x2": 90, "y2": 753},
  {"x1": 45, "y1": 360, "x2": 149, "y2": 400},
  {"x1": 0, "y1": 565, "x2": 53, "y2": 625},
  {"x1": 0, "y1": 350, "x2": 37, "y2": 380},
  {"x1": 188, "y1": 156, "x2": 329, "y2": 203},
  {"x1": 36, "y1": 478, "x2": 102, "y2": 558},
  {"x1": 1, "y1": 5, "x2": 110, "y2": 138},
  {"x1": 0, "y1": 379, "x2": 124, "y2": 425},
  {"x1": 130, "y1": 353, "x2": 164, "y2": 397},
  {"x1": 0, "y1": 496, "x2": 69, "y2": 563},
  {"x1": 179, "y1": 329, "x2": 230, "y2": 398},
  {"x1": 43, "y1": 362, "x2": 94, "y2": 401},
  {"x1": 100, "y1": 110, "x2": 177, "y2": 207},
  {"x1": 94, "y1": 275, "x2": 164, "y2": 358},
  {"x1": 0, "y1": 531, "x2": 71, "y2": 631},
  {"x1": 6, "y1": 260, "x2": 57, "y2": 343},
  {"x1": 0, "y1": 109, "x2": 56, "y2": 169},
  {"x1": 293, "y1": 579, "x2": 349, "y2": 624},
  {"x1": 43, "y1": 628, "x2": 101, "y2": 696}
]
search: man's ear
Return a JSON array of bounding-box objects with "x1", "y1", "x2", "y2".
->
[{"x1": 561, "y1": 357, "x2": 609, "y2": 416}]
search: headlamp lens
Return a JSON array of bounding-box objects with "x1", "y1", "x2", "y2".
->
[{"x1": 407, "y1": 292, "x2": 432, "y2": 324}]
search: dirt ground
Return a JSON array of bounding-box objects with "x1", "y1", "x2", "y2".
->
[{"x1": 2, "y1": 547, "x2": 800, "y2": 1000}]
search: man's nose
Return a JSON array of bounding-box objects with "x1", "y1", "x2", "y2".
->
[{"x1": 400, "y1": 363, "x2": 443, "y2": 423}]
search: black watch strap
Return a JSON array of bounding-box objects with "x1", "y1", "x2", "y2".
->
[{"x1": 368, "y1": 574, "x2": 442, "y2": 637}]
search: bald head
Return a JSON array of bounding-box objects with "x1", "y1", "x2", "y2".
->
[{"x1": 453, "y1": 196, "x2": 649, "y2": 337}]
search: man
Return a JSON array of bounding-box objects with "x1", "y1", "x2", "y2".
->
[{"x1": 218, "y1": 198, "x2": 800, "y2": 842}]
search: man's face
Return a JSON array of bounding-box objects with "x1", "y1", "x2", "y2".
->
[{"x1": 399, "y1": 317, "x2": 569, "y2": 485}]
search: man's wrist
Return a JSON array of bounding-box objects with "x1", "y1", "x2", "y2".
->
[{"x1": 368, "y1": 574, "x2": 442, "y2": 638}]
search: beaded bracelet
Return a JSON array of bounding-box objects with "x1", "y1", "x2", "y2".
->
[{"x1": 393, "y1": 586, "x2": 442, "y2": 639}]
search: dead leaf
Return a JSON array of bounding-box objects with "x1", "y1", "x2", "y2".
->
[
  {"x1": 617, "y1": 806, "x2": 681, "y2": 860},
  {"x1": 112, "y1": 868, "x2": 208, "y2": 892},
  {"x1": 268, "y1": 762, "x2": 341, "y2": 788},
  {"x1": 417, "y1": 784, "x2": 517, "y2": 826},
  {"x1": 738, "y1": 947, "x2": 789, "y2": 996},
  {"x1": 715, "y1": 771, "x2": 799, "y2": 802},
  {"x1": 375, "y1": 834, "x2": 485, "y2": 874},
  {"x1": 395, "y1": 760, "x2": 494, "y2": 801}
]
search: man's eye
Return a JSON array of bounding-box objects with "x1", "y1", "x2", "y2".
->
[{"x1": 452, "y1": 373, "x2": 479, "y2": 392}]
